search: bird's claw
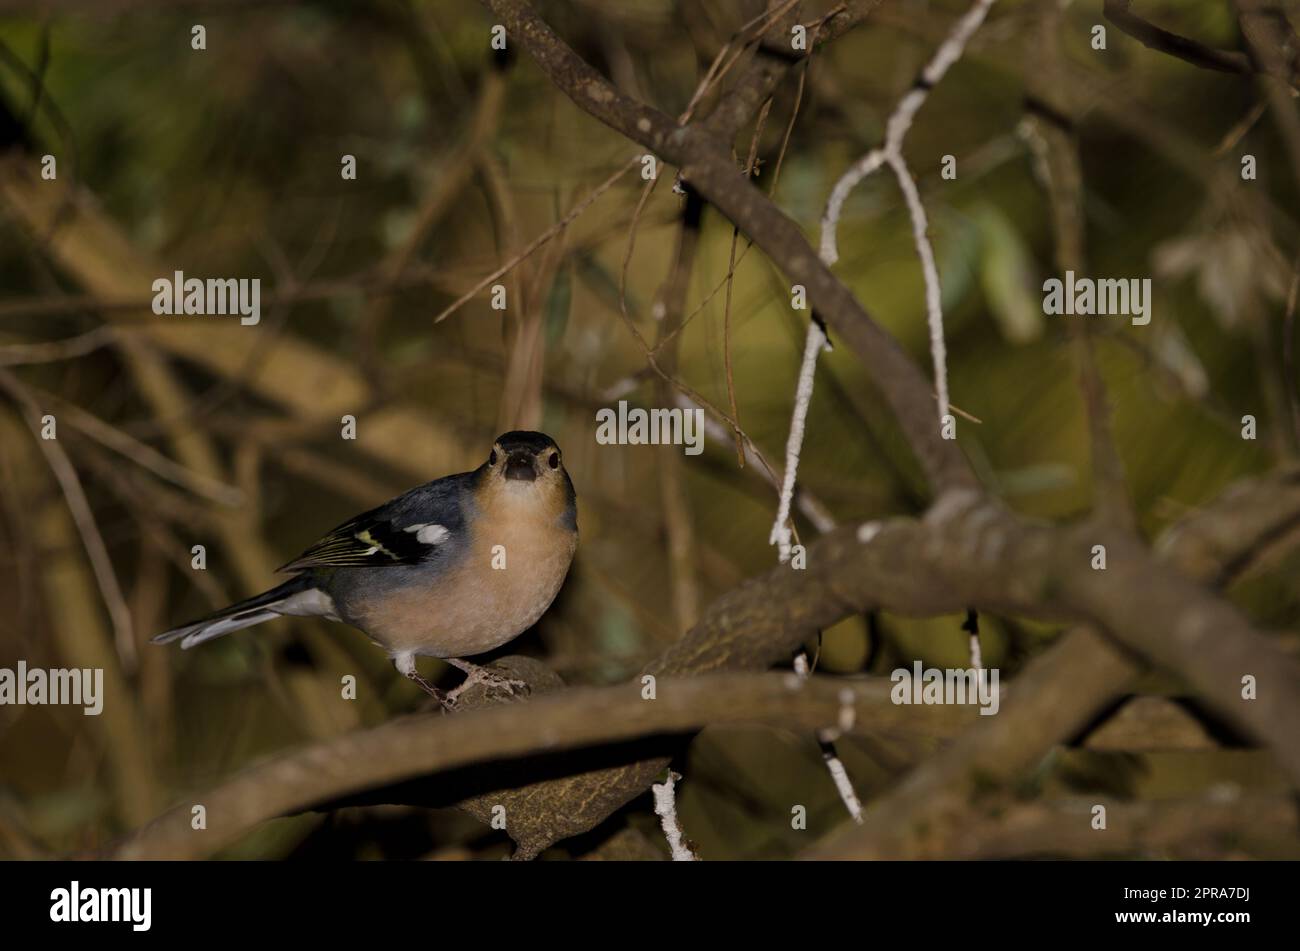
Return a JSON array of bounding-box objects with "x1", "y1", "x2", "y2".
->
[{"x1": 444, "y1": 664, "x2": 532, "y2": 708}]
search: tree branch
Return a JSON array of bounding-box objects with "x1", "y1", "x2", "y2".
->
[
  {"x1": 701, "y1": 0, "x2": 883, "y2": 143},
  {"x1": 909, "y1": 791, "x2": 1298, "y2": 860},
  {"x1": 1104, "y1": 0, "x2": 1254, "y2": 76},
  {"x1": 479, "y1": 0, "x2": 975, "y2": 492},
  {"x1": 808, "y1": 465, "x2": 1300, "y2": 858},
  {"x1": 111, "y1": 670, "x2": 976, "y2": 860}
]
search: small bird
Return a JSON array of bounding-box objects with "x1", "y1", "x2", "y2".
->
[{"x1": 154, "y1": 431, "x2": 578, "y2": 708}]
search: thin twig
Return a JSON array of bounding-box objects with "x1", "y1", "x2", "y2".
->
[
  {"x1": 820, "y1": 0, "x2": 997, "y2": 427},
  {"x1": 433, "y1": 158, "x2": 638, "y2": 324},
  {"x1": 794, "y1": 651, "x2": 864, "y2": 824},
  {"x1": 29, "y1": 387, "x2": 244, "y2": 506},
  {"x1": 1285, "y1": 250, "x2": 1300, "y2": 447},
  {"x1": 720, "y1": 98, "x2": 772, "y2": 466},
  {"x1": 651, "y1": 770, "x2": 699, "y2": 860},
  {"x1": 1103, "y1": 0, "x2": 1253, "y2": 77},
  {"x1": 1027, "y1": 1, "x2": 1135, "y2": 531},
  {"x1": 769, "y1": 320, "x2": 830, "y2": 561},
  {"x1": 0, "y1": 325, "x2": 116, "y2": 366},
  {"x1": 0, "y1": 367, "x2": 136, "y2": 671}
]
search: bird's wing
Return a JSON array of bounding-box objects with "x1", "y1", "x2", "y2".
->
[{"x1": 276, "y1": 471, "x2": 475, "y2": 572}]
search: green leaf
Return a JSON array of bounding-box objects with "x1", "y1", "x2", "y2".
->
[{"x1": 975, "y1": 204, "x2": 1042, "y2": 343}]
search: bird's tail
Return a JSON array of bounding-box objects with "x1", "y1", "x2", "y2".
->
[{"x1": 152, "y1": 575, "x2": 315, "y2": 649}]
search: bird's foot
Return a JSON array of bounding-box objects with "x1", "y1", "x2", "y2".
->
[
  {"x1": 409, "y1": 672, "x2": 453, "y2": 712},
  {"x1": 444, "y1": 659, "x2": 532, "y2": 708},
  {"x1": 393, "y1": 654, "x2": 454, "y2": 711}
]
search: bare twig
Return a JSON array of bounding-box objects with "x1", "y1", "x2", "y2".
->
[
  {"x1": 433, "y1": 157, "x2": 637, "y2": 324},
  {"x1": 652, "y1": 189, "x2": 705, "y2": 633},
  {"x1": 1286, "y1": 252, "x2": 1300, "y2": 447},
  {"x1": 0, "y1": 368, "x2": 136, "y2": 670},
  {"x1": 1027, "y1": 0, "x2": 1134, "y2": 531},
  {"x1": 27, "y1": 387, "x2": 244, "y2": 507},
  {"x1": 720, "y1": 97, "x2": 772, "y2": 466},
  {"x1": 820, "y1": 0, "x2": 997, "y2": 426},
  {"x1": 0, "y1": 325, "x2": 116, "y2": 366},
  {"x1": 651, "y1": 771, "x2": 698, "y2": 860},
  {"x1": 795, "y1": 650, "x2": 864, "y2": 824},
  {"x1": 771, "y1": 0, "x2": 994, "y2": 556},
  {"x1": 1104, "y1": 0, "x2": 1254, "y2": 77},
  {"x1": 769, "y1": 319, "x2": 830, "y2": 562}
]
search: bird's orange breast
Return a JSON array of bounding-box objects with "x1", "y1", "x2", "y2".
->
[{"x1": 352, "y1": 495, "x2": 577, "y2": 658}]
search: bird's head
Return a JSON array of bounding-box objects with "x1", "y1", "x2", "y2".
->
[{"x1": 478, "y1": 431, "x2": 576, "y2": 525}]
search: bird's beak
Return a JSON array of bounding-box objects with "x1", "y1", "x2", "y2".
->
[{"x1": 504, "y1": 450, "x2": 537, "y2": 482}]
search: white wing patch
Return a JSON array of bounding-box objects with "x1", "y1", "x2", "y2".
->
[{"x1": 404, "y1": 523, "x2": 451, "y2": 545}]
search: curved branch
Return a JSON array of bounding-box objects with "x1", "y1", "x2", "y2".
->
[{"x1": 112, "y1": 671, "x2": 975, "y2": 860}]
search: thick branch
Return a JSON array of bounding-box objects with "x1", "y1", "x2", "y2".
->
[
  {"x1": 809, "y1": 465, "x2": 1300, "y2": 858},
  {"x1": 112, "y1": 671, "x2": 975, "y2": 860}
]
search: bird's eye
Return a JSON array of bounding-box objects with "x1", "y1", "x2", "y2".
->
[
  {"x1": 489, "y1": 450, "x2": 498, "y2": 465},
  {"x1": 548, "y1": 452, "x2": 559, "y2": 469}
]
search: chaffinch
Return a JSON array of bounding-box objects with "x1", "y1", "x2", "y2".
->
[{"x1": 154, "y1": 431, "x2": 578, "y2": 708}]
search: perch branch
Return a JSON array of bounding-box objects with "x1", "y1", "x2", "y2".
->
[{"x1": 112, "y1": 672, "x2": 976, "y2": 860}]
